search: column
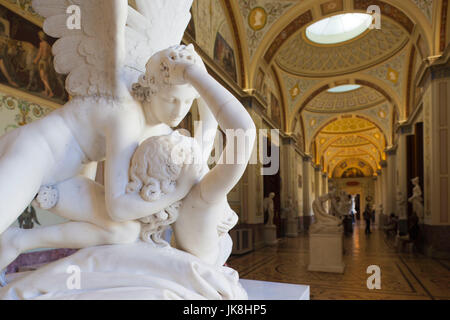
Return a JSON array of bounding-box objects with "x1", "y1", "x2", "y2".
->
[
  {"x1": 302, "y1": 156, "x2": 313, "y2": 230},
  {"x1": 419, "y1": 63, "x2": 450, "y2": 256},
  {"x1": 373, "y1": 176, "x2": 380, "y2": 225},
  {"x1": 385, "y1": 148, "x2": 397, "y2": 216},
  {"x1": 314, "y1": 166, "x2": 321, "y2": 198},
  {"x1": 380, "y1": 160, "x2": 388, "y2": 226},
  {"x1": 281, "y1": 137, "x2": 298, "y2": 237},
  {"x1": 321, "y1": 173, "x2": 327, "y2": 195},
  {"x1": 395, "y1": 129, "x2": 408, "y2": 234}
]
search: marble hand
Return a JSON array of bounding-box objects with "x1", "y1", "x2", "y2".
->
[{"x1": 162, "y1": 44, "x2": 206, "y2": 86}]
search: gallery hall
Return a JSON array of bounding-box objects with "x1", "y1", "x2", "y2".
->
[{"x1": 0, "y1": 0, "x2": 448, "y2": 301}]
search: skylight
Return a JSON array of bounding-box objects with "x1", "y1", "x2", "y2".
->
[
  {"x1": 327, "y1": 85, "x2": 361, "y2": 93},
  {"x1": 306, "y1": 13, "x2": 373, "y2": 45}
]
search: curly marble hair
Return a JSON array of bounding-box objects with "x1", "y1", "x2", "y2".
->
[
  {"x1": 126, "y1": 131, "x2": 201, "y2": 244},
  {"x1": 132, "y1": 45, "x2": 201, "y2": 102}
]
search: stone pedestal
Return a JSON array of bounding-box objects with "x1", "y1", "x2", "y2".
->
[
  {"x1": 240, "y1": 279, "x2": 310, "y2": 300},
  {"x1": 286, "y1": 218, "x2": 298, "y2": 237},
  {"x1": 264, "y1": 225, "x2": 277, "y2": 245},
  {"x1": 308, "y1": 232, "x2": 345, "y2": 273}
]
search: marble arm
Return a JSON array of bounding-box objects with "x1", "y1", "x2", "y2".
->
[
  {"x1": 195, "y1": 97, "x2": 218, "y2": 172},
  {"x1": 104, "y1": 115, "x2": 193, "y2": 222},
  {"x1": 185, "y1": 65, "x2": 256, "y2": 204}
]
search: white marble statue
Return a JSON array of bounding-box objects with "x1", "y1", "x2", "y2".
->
[
  {"x1": 408, "y1": 177, "x2": 424, "y2": 220},
  {"x1": 310, "y1": 192, "x2": 343, "y2": 234},
  {"x1": 263, "y1": 193, "x2": 276, "y2": 226},
  {"x1": 327, "y1": 182, "x2": 339, "y2": 217},
  {"x1": 282, "y1": 197, "x2": 295, "y2": 220},
  {"x1": 0, "y1": 0, "x2": 200, "y2": 270},
  {"x1": 335, "y1": 191, "x2": 352, "y2": 218},
  {"x1": 0, "y1": 0, "x2": 256, "y2": 300}
]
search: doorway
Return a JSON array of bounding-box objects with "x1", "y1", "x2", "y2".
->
[{"x1": 263, "y1": 138, "x2": 282, "y2": 237}]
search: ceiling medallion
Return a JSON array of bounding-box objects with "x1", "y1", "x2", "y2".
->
[
  {"x1": 386, "y1": 68, "x2": 399, "y2": 84},
  {"x1": 248, "y1": 7, "x2": 267, "y2": 31},
  {"x1": 290, "y1": 84, "x2": 301, "y2": 99}
]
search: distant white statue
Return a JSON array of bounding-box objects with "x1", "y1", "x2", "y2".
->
[
  {"x1": 263, "y1": 193, "x2": 276, "y2": 226},
  {"x1": 327, "y1": 182, "x2": 340, "y2": 217},
  {"x1": 0, "y1": 0, "x2": 255, "y2": 300},
  {"x1": 408, "y1": 177, "x2": 424, "y2": 220},
  {"x1": 396, "y1": 188, "x2": 407, "y2": 219},
  {"x1": 310, "y1": 192, "x2": 343, "y2": 234},
  {"x1": 282, "y1": 197, "x2": 296, "y2": 220},
  {"x1": 335, "y1": 191, "x2": 352, "y2": 218}
]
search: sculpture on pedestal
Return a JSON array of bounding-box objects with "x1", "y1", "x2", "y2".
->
[
  {"x1": 408, "y1": 177, "x2": 424, "y2": 220},
  {"x1": 283, "y1": 197, "x2": 298, "y2": 237},
  {"x1": 308, "y1": 189, "x2": 346, "y2": 273},
  {"x1": 263, "y1": 192, "x2": 276, "y2": 226},
  {"x1": 0, "y1": 0, "x2": 255, "y2": 300}
]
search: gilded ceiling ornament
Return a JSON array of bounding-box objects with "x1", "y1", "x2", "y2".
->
[{"x1": 239, "y1": 0, "x2": 296, "y2": 58}]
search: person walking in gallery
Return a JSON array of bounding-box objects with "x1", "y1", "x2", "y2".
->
[{"x1": 363, "y1": 203, "x2": 373, "y2": 235}]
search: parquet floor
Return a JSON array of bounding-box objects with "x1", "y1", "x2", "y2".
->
[{"x1": 228, "y1": 222, "x2": 450, "y2": 300}]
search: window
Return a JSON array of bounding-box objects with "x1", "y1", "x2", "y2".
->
[{"x1": 306, "y1": 13, "x2": 373, "y2": 45}]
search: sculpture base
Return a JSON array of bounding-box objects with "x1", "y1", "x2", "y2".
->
[
  {"x1": 240, "y1": 279, "x2": 309, "y2": 300},
  {"x1": 264, "y1": 225, "x2": 278, "y2": 245},
  {"x1": 286, "y1": 219, "x2": 298, "y2": 237},
  {"x1": 308, "y1": 232, "x2": 345, "y2": 274}
]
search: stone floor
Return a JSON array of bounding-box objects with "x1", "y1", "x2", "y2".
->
[{"x1": 227, "y1": 222, "x2": 450, "y2": 300}]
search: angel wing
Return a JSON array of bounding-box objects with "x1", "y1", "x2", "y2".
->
[
  {"x1": 124, "y1": 0, "x2": 194, "y2": 86},
  {"x1": 33, "y1": 0, "x2": 193, "y2": 98},
  {"x1": 32, "y1": 0, "x2": 128, "y2": 98}
]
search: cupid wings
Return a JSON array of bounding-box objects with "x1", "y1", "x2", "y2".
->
[{"x1": 32, "y1": 0, "x2": 194, "y2": 98}]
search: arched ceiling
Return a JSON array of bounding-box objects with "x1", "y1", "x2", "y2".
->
[
  {"x1": 313, "y1": 116, "x2": 386, "y2": 178},
  {"x1": 224, "y1": 0, "x2": 440, "y2": 179},
  {"x1": 276, "y1": 18, "x2": 409, "y2": 77},
  {"x1": 189, "y1": 0, "x2": 443, "y2": 178},
  {"x1": 305, "y1": 85, "x2": 386, "y2": 113}
]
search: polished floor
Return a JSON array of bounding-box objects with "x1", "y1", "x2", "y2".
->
[{"x1": 228, "y1": 222, "x2": 450, "y2": 300}]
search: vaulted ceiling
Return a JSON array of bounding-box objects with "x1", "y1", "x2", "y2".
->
[{"x1": 216, "y1": 0, "x2": 444, "y2": 178}]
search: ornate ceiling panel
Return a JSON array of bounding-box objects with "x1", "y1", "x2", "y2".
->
[
  {"x1": 238, "y1": 0, "x2": 297, "y2": 59},
  {"x1": 321, "y1": 117, "x2": 376, "y2": 134},
  {"x1": 330, "y1": 135, "x2": 371, "y2": 147},
  {"x1": 363, "y1": 46, "x2": 408, "y2": 101},
  {"x1": 276, "y1": 19, "x2": 409, "y2": 77},
  {"x1": 411, "y1": 0, "x2": 434, "y2": 23},
  {"x1": 305, "y1": 86, "x2": 385, "y2": 113},
  {"x1": 280, "y1": 72, "x2": 322, "y2": 113},
  {"x1": 331, "y1": 157, "x2": 375, "y2": 178}
]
